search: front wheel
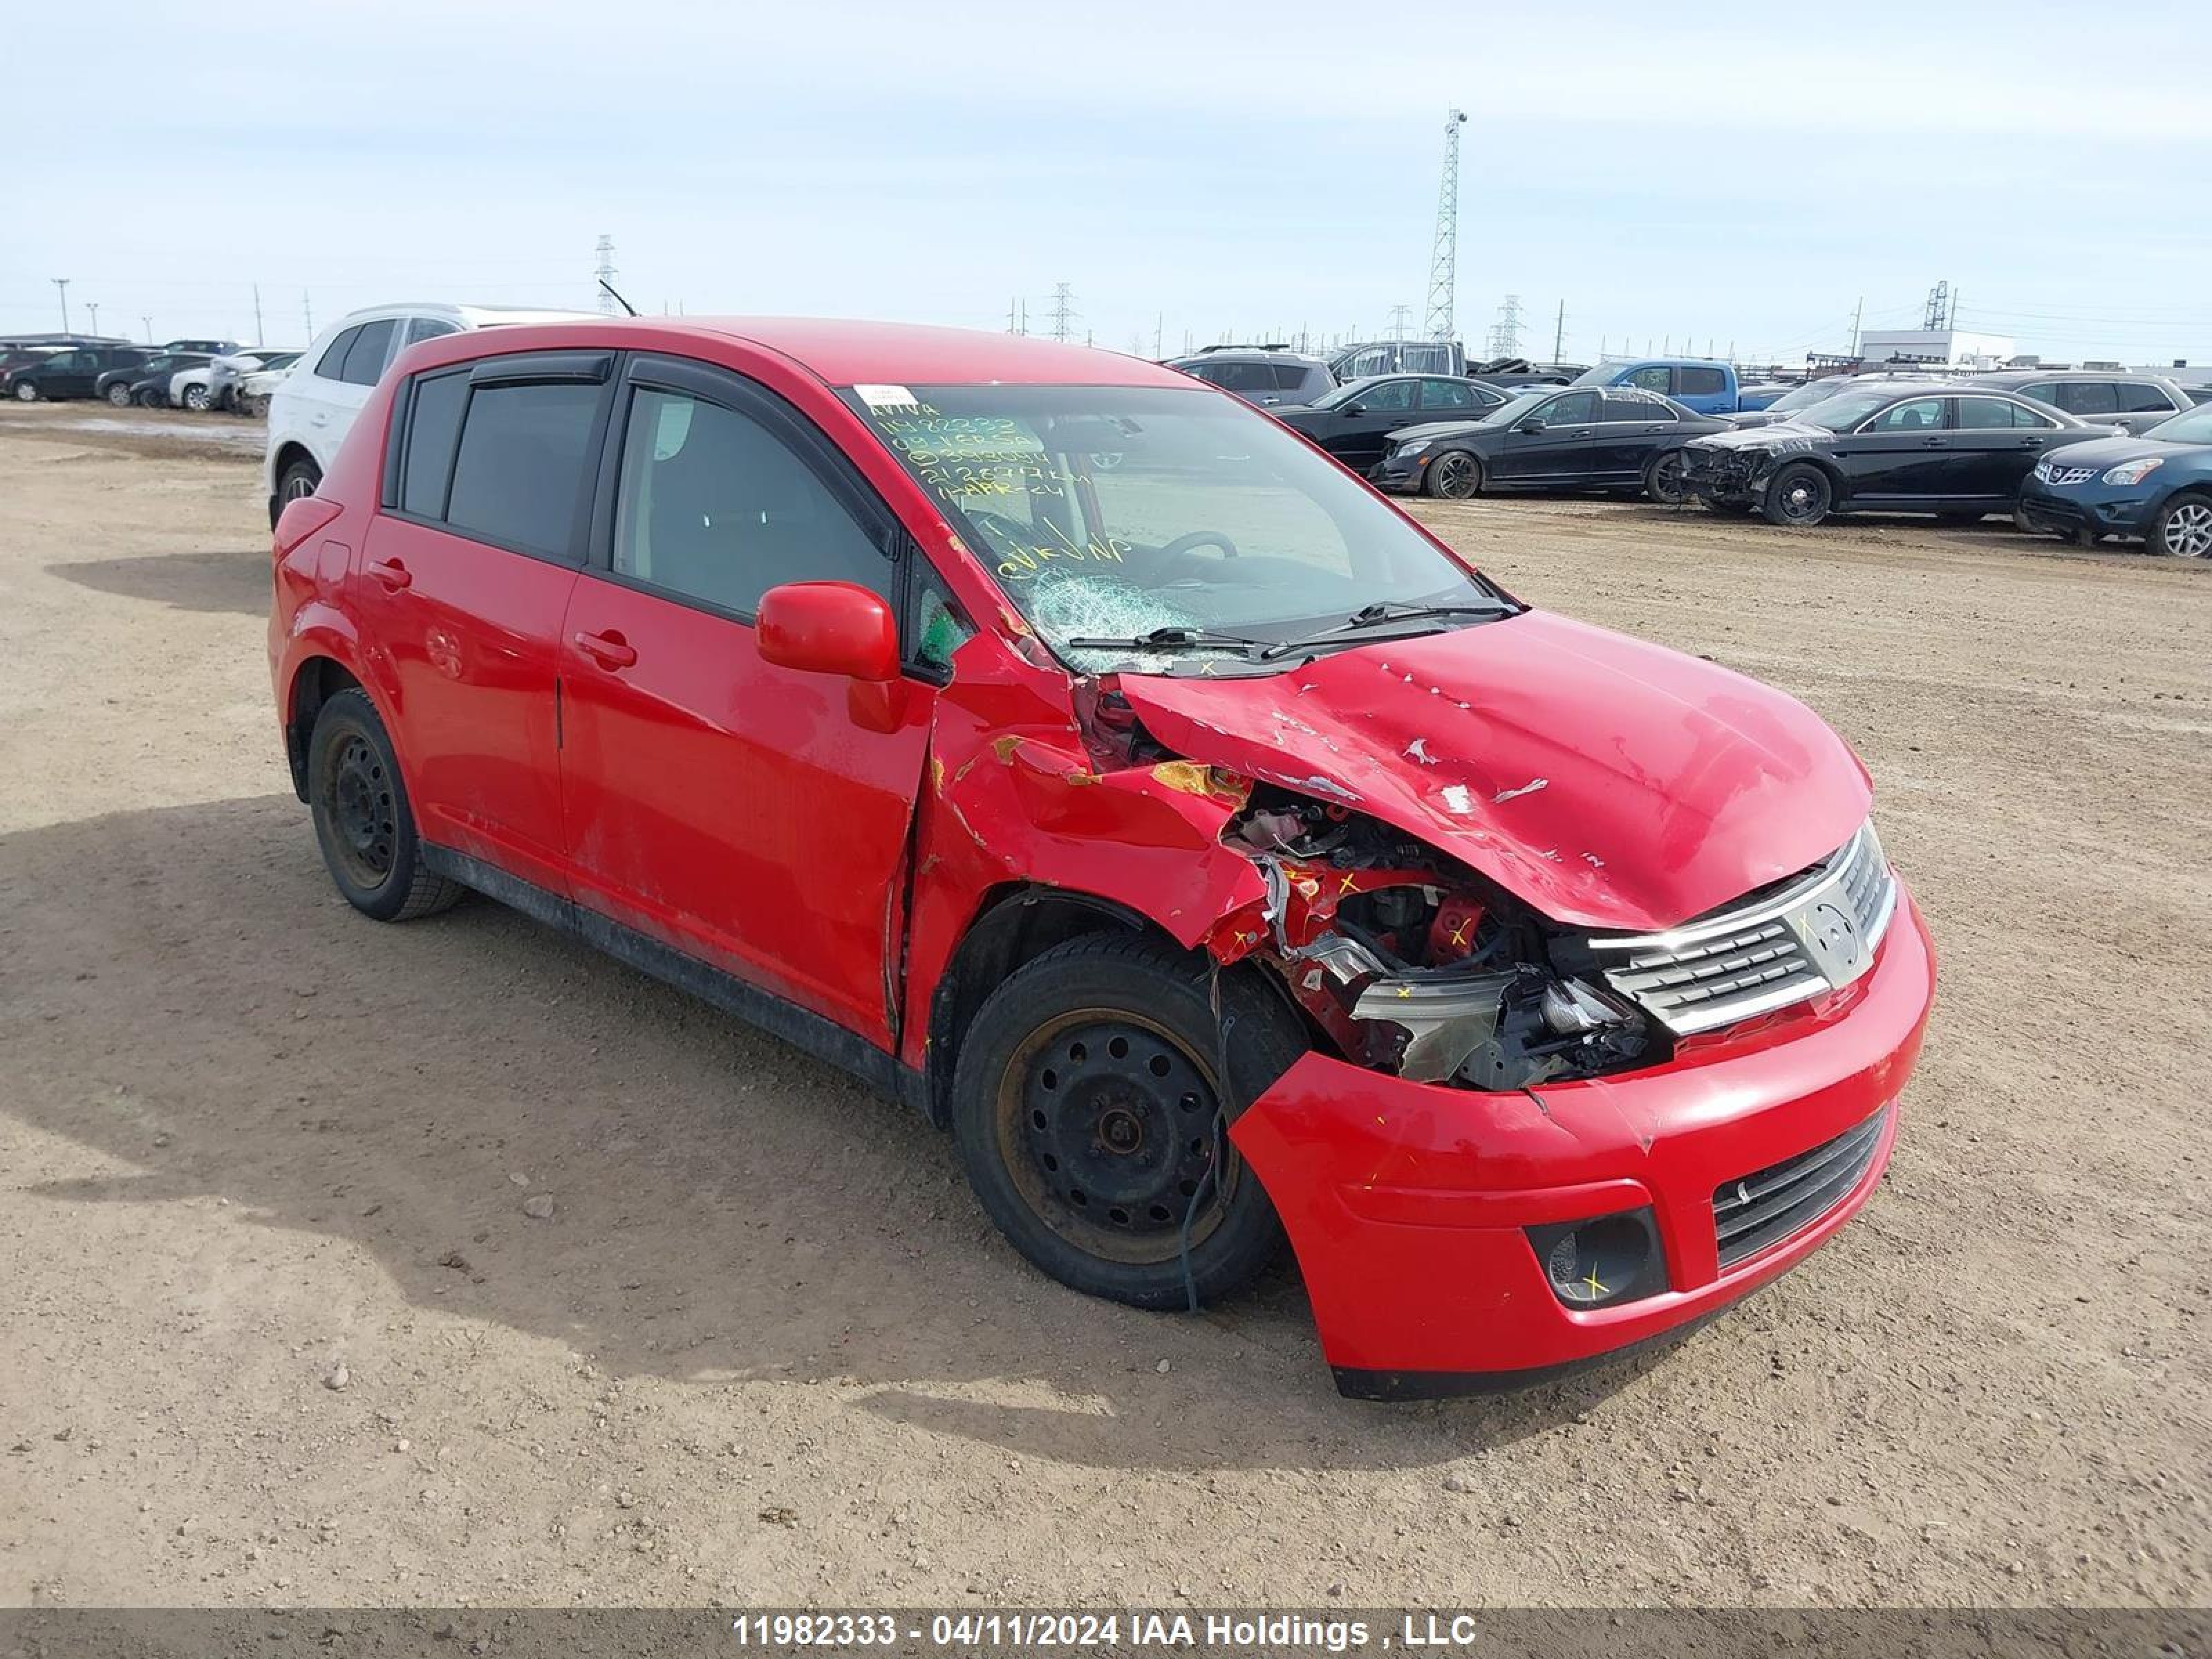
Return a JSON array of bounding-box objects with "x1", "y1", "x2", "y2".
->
[
  {"x1": 1423, "y1": 450, "x2": 1483, "y2": 500},
  {"x1": 270, "y1": 456, "x2": 321, "y2": 527},
  {"x1": 2150, "y1": 494, "x2": 2212, "y2": 559},
  {"x1": 307, "y1": 689, "x2": 465, "y2": 922},
  {"x1": 1761, "y1": 461, "x2": 1834, "y2": 527},
  {"x1": 182, "y1": 384, "x2": 211, "y2": 412},
  {"x1": 106, "y1": 382, "x2": 133, "y2": 407},
  {"x1": 950, "y1": 934, "x2": 1304, "y2": 1310},
  {"x1": 15, "y1": 381, "x2": 39, "y2": 402},
  {"x1": 1644, "y1": 449, "x2": 1688, "y2": 505}
]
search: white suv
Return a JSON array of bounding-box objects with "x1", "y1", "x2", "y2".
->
[{"x1": 263, "y1": 302, "x2": 589, "y2": 524}]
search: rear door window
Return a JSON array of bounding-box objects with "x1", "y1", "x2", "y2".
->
[
  {"x1": 1677, "y1": 366, "x2": 1729, "y2": 398},
  {"x1": 1955, "y1": 396, "x2": 2043, "y2": 429},
  {"x1": 337, "y1": 319, "x2": 398, "y2": 386},
  {"x1": 1215, "y1": 362, "x2": 1277, "y2": 393},
  {"x1": 1604, "y1": 393, "x2": 1672, "y2": 422},
  {"x1": 442, "y1": 377, "x2": 604, "y2": 561}
]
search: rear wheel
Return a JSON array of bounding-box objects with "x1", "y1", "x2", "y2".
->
[
  {"x1": 182, "y1": 383, "x2": 211, "y2": 412},
  {"x1": 15, "y1": 381, "x2": 40, "y2": 402},
  {"x1": 950, "y1": 933, "x2": 1303, "y2": 1309},
  {"x1": 106, "y1": 381, "x2": 133, "y2": 408},
  {"x1": 307, "y1": 689, "x2": 465, "y2": 922},
  {"x1": 1644, "y1": 449, "x2": 1688, "y2": 505},
  {"x1": 271, "y1": 456, "x2": 322, "y2": 527},
  {"x1": 2150, "y1": 494, "x2": 2212, "y2": 559},
  {"x1": 1761, "y1": 462, "x2": 1834, "y2": 527},
  {"x1": 1423, "y1": 450, "x2": 1483, "y2": 500}
]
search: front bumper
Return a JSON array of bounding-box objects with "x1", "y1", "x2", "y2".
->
[
  {"x1": 1681, "y1": 449, "x2": 1763, "y2": 507},
  {"x1": 1230, "y1": 890, "x2": 1935, "y2": 1398},
  {"x1": 2017, "y1": 476, "x2": 2158, "y2": 543},
  {"x1": 1369, "y1": 452, "x2": 1422, "y2": 494}
]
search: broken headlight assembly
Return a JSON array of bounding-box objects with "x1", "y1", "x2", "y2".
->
[{"x1": 1224, "y1": 787, "x2": 1659, "y2": 1091}]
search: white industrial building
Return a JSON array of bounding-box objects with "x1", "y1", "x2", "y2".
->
[{"x1": 1857, "y1": 327, "x2": 2016, "y2": 370}]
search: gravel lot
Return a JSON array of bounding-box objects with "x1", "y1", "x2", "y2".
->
[{"x1": 1, "y1": 402, "x2": 2205, "y2": 1611}]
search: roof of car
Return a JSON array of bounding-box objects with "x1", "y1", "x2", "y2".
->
[{"x1": 1973, "y1": 368, "x2": 2171, "y2": 382}]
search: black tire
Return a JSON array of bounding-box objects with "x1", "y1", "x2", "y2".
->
[
  {"x1": 15, "y1": 380, "x2": 39, "y2": 402},
  {"x1": 106, "y1": 381, "x2": 134, "y2": 408},
  {"x1": 306, "y1": 689, "x2": 465, "y2": 922},
  {"x1": 950, "y1": 932, "x2": 1304, "y2": 1310},
  {"x1": 1761, "y1": 461, "x2": 1834, "y2": 527},
  {"x1": 1644, "y1": 449, "x2": 1689, "y2": 505},
  {"x1": 271, "y1": 455, "x2": 321, "y2": 527},
  {"x1": 134, "y1": 387, "x2": 162, "y2": 409},
  {"x1": 1700, "y1": 496, "x2": 1753, "y2": 516},
  {"x1": 2149, "y1": 492, "x2": 2212, "y2": 559},
  {"x1": 1423, "y1": 449, "x2": 1483, "y2": 500}
]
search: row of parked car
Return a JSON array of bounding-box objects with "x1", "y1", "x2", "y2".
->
[
  {"x1": 1197, "y1": 350, "x2": 2211, "y2": 559},
  {"x1": 0, "y1": 340, "x2": 301, "y2": 413}
]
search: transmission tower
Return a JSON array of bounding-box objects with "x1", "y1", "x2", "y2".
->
[
  {"x1": 1922, "y1": 280, "x2": 1950, "y2": 332},
  {"x1": 1423, "y1": 109, "x2": 1468, "y2": 341},
  {"x1": 595, "y1": 235, "x2": 619, "y2": 315},
  {"x1": 1485, "y1": 294, "x2": 1524, "y2": 359},
  {"x1": 1049, "y1": 282, "x2": 1077, "y2": 344},
  {"x1": 1385, "y1": 303, "x2": 1413, "y2": 340}
]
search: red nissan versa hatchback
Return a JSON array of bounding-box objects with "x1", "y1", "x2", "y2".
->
[{"x1": 268, "y1": 319, "x2": 1935, "y2": 1399}]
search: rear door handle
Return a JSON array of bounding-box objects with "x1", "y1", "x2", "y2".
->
[
  {"x1": 367, "y1": 557, "x2": 411, "y2": 590},
  {"x1": 572, "y1": 629, "x2": 637, "y2": 670}
]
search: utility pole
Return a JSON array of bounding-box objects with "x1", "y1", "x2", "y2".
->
[
  {"x1": 1850, "y1": 296, "x2": 1863, "y2": 355},
  {"x1": 1007, "y1": 297, "x2": 1021, "y2": 335},
  {"x1": 141, "y1": 315, "x2": 153, "y2": 344},
  {"x1": 1922, "y1": 280, "x2": 1949, "y2": 332},
  {"x1": 1552, "y1": 300, "x2": 1566, "y2": 364},
  {"x1": 252, "y1": 284, "x2": 265, "y2": 344},
  {"x1": 594, "y1": 236, "x2": 619, "y2": 315},
  {"x1": 1049, "y1": 282, "x2": 1076, "y2": 344},
  {"x1": 86, "y1": 302, "x2": 101, "y2": 337},
  {"x1": 52, "y1": 279, "x2": 71, "y2": 334},
  {"x1": 303, "y1": 291, "x2": 314, "y2": 337},
  {"x1": 1423, "y1": 109, "x2": 1468, "y2": 342},
  {"x1": 1154, "y1": 312, "x2": 1163, "y2": 358}
]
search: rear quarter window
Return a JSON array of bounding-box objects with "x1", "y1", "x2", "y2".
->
[
  {"x1": 315, "y1": 327, "x2": 360, "y2": 379},
  {"x1": 337, "y1": 319, "x2": 399, "y2": 387},
  {"x1": 398, "y1": 371, "x2": 471, "y2": 518}
]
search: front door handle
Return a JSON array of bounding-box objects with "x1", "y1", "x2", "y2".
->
[
  {"x1": 367, "y1": 557, "x2": 411, "y2": 590},
  {"x1": 1921, "y1": 437, "x2": 1949, "y2": 448},
  {"x1": 572, "y1": 629, "x2": 637, "y2": 670}
]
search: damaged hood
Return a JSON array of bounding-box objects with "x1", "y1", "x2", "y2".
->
[
  {"x1": 1689, "y1": 419, "x2": 1831, "y2": 451},
  {"x1": 1114, "y1": 610, "x2": 1871, "y2": 933}
]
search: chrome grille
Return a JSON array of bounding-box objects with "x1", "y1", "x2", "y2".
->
[
  {"x1": 1713, "y1": 1105, "x2": 1889, "y2": 1268},
  {"x1": 2034, "y1": 459, "x2": 2094, "y2": 486},
  {"x1": 1590, "y1": 823, "x2": 1897, "y2": 1036}
]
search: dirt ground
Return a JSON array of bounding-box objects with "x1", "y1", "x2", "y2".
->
[{"x1": 1, "y1": 402, "x2": 2205, "y2": 1611}]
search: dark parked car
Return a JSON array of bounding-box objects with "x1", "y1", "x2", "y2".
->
[
  {"x1": 95, "y1": 351, "x2": 210, "y2": 408},
  {"x1": 1682, "y1": 386, "x2": 2115, "y2": 527},
  {"x1": 1165, "y1": 348, "x2": 1333, "y2": 408},
  {"x1": 2016, "y1": 400, "x2": 2212, "y2": 557},
  {"x1": 1371, "y1": 385, "x2": 1732, "y2": 502},
  {"x1": 0, "y1": 346, "x2": 66, "y2": 390},
  {"x1": 1725, "y1": 374, "x2": 1942, "y2": 431},
  {"x1": 1271, "y1": 373, "x2": 1508, "y2": 471},
  {"x1": 1967, "y1": 370, "x2": 2195, "y2": 437},
  {"x1": 8, "y1": 346, "x2": 154, "y2": 402}
]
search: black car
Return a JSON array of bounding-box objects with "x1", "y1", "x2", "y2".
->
[
  {"x1": 1371, "y1": 385, "x2": 1732, "y2": 502},
  {"x1": 2016, "y1": 400, "x2": 2212, "y2": 557},
  {"x1": 8, "y1": 346, "x2": 153, "y2": 402},
  {"x1": 1272, "y1": 373, "x2": 1508, "y2": 471},
  {"x1": 1964, "y1": 369, "x2": 2195, "y2": 437},
  {"x1": 1681, "y1": 386, "x2": 2115, "y2": 527},
  {"x1": 94, "y1": 351, "x2": 209, "y2": 408}
]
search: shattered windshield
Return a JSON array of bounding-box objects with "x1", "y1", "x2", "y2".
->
[{"x1": 842, "y1": 384, "x2": 1500, "y2": 674}]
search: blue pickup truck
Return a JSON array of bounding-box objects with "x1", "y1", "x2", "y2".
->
[{"x1": 1571, "y1": 359, "x2": 1785, "y2": 416}]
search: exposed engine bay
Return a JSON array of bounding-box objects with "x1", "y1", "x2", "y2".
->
[{"x1": 1211, "y1": 785, "x2": 1660, "y2": 1091}]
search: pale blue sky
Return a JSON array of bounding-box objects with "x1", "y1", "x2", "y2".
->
[{"x1": 7, "y1": 0, "x2": 2208, "y2": 366}]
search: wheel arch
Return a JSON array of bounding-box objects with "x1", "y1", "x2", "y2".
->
[{"x1": 281, "y1": 655, "x2": 367, "y2": 801}]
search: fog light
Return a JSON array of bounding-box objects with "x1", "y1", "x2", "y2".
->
[{"x1": 1526, "y1": 1208, "x2": 1668, "y2": 1309}]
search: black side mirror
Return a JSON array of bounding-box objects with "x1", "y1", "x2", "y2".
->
[
  {"x1": 1340, "y1": 401, "x2": 1365, "y2": 416},
  {"x1": 1517, "y1": 418, "x2": 1547, "y2": 434}
]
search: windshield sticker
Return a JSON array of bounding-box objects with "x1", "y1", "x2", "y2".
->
[{"x1": 852, "y1": 383, "x2": 923, "y2": 411}]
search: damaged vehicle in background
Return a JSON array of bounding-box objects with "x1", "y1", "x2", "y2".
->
[
  {"x1": 1680, "y1": 385, "x2": 2117, "y2": 527},
  {"x1": 269, "y1": 319, "x2": 1935, "y2": 1398}
]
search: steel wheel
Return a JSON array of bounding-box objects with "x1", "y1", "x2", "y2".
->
[
  {"x1": 1763, "y1": 462, "x2": 1833, "y2": 527},
  {"x1": 995, "y1": 1009, "x2": 1234, "y2": 1267},
  {"x1": 1427, "y1": 451, "x2": 1479, "y2": 499},
  {"x1": 324, "y1": 733, "x2": 397, "y2": 890},
  {"x1": 2155, "y1": 498, "x2": 2212, "y2": 559}
]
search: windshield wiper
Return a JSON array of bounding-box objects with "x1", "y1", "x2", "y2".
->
[
  {"x1": 1062, "y1": 625, "x2": 1270, "y2": 657},
  {"x1": 1257, "y1": 600, "x2": 1514, "y2": 660}
]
